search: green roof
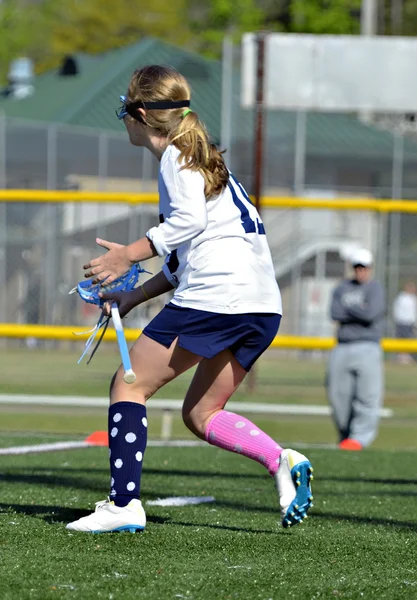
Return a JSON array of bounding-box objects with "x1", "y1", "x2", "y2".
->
[
  {"x1": 3, "y1": 37, "x2": 417, "y2": 162},
  {"x1": 0, "y1": 38, "x2": 222, "y2": 140}
]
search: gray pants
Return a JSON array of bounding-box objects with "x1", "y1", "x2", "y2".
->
[{"x1": 326, "y1": 342, "x2": 384, "y2": 447}]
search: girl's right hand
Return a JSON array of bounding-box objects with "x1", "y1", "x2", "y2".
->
[{"x1": 99, "y1": 290, "x2": 141, "y2": 319}]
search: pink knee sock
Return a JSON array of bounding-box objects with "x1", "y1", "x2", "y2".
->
[{"x1": 205, "y1": 410, "x2": 283, "y2": 476}]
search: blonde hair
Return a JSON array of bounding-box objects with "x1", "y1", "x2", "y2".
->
[{"x1": 127, "y1": 65, "x2": 229, "y2": 198}]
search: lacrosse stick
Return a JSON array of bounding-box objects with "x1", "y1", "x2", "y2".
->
[
  {"x1": 110, "y1": 301, "x2": 136, "y2": 383},
  {"x1": 69, "y1": 263, "x2": 148, "y2": 384}
]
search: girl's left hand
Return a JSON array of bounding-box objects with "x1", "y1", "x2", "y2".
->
[
  {"x1": 83, "y1": 238, "x2": 132, "y2": 285},
  {"x1": 99, "y1": 290, "x2": 141, "y2": 318}
]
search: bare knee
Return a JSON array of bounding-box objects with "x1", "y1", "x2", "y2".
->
[
  {"x1": 182, "y1": 406, "x2": 219, "y2": 440},
  {"x1": 109, "y1": 366, "x2": 149, "y2": 405},
  {"x1": 182, "y1": 406, "x2": 199, "y2": 435}
]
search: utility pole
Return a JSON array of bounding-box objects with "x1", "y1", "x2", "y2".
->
[
  {"x1": 361, "y1": 0, "x2": 378, "y2": 36},
  {"x1": 221, "y1": 36, "x2": 233, "y2": 168},
  {"x1": 247, "y1": 32, "x2": 267, "y2": 394},
  {"x1": 391, "y1": 0, "x2": 403, "y2": 34},
  {"x1": 360, "y1": 0, "x2": 378, "y2": 123},
  {"x1": 253, "y1": 33, "x2": 266, "y2": 216}
]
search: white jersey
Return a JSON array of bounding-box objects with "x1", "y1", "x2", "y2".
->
[{"x1": 146, "y1": 145, "x2": 282, "y2": 315}]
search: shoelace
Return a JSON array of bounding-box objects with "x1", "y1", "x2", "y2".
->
[{"x1": 95, "y1": 499, "x2": 112, "y2": 511}]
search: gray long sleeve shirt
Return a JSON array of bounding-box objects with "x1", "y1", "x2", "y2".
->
[{"x1": 330, "y1": 279, "x2": 385, "y2": 343}]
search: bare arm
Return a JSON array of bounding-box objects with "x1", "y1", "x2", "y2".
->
[
  {"x1": 84, "y1": 237, "x2": 158, "y2": 284},
  {"x1": 126, "y1": 237, "x2": 158, "y2": 264}
]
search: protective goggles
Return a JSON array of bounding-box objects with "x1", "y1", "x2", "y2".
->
[{"x1": 116, "y1": 95, "x2": 190, "y2": 122}]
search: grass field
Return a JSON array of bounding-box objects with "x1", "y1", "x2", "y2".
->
[
  {"x1": 1, "y1": 348, "x2": 417, "y2": 599},
  {"x1": 1, "y1": 347, "x2": 417, "y2": 451},
  {"x1": 1, "y1": 441, "x2": 416, "y2": 599},
  {"x1": 2, "y1": 347, "x2": 417, "y2": 409}
]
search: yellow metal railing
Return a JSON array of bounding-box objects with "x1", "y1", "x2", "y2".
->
[
  {"x1": 2, "y1": 189, "x2": 417, "y2": 351},
  {"x1": 1, "y1": 189, "x2": 417, "y2": 212},
  {"x1": 1, "y1": 323, "x2": 417, "y2": 352}
]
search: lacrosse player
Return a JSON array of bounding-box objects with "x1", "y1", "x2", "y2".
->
[{"x1": 67, "y1": 65, "x2": 313, "y2": 534}]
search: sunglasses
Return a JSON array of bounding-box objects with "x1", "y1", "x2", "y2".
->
[
  {"x1": 115, "y1": 95, "x2": 190, "y2": 122},
  {"x1": 115, "y1": 95, "x2": 130, "y2": 120}
]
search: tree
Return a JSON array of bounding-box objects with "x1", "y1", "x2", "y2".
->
[
  {"x1": 0, "y1": 0, "x2": 53, "y2": 84},
  {"x1": 188, "y1": 0, "x2": 266, "y2": 57},
  {"x1": 0, "y1": 0, "x2": 193, "y2": 83},
  {"x1": 7, "y1": 0, "x2": 417, "y2": 88},
  {"x1": 48, "y1": 0, "x2": 190, "y2": 54},
  {"x1": 401, "y1": 0, "x2": 417, "y2": 36},
  {"x1": 37, "y1": 0, "x2": 192, "y2": 73},
  {"x1": 289, "y1": 0, "x2": 361, "y2": 34}
]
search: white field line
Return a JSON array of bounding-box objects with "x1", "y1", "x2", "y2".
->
[
  {"x1": 0, "y1": 438, "x2": 337, "y2": 455},
  {"x1": 146, "y1": 496, "x2": 216, "y2": 507},
  {"x1": 0, "y1": 441, "x2": 92, "y2": 455},
  {"x1": 0, "y1": 431, "x2": 80, "y2": 440},
  {"x1": 0, "y1": 438, "x2": 338, "y2": 455},
  {"x1": 0, "y1": 439, "x2": 207, "y2": 455},
  {"x1": 0, "y1": 394, "x2": 394, "y2": 418}
]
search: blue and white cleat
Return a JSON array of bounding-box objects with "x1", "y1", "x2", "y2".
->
[
  {"x1": 274, "y1": 449, "x2": 314, "y2": 529},
  {"x1": 66, "y1": 498, "x2": 146, "y2": 533}
]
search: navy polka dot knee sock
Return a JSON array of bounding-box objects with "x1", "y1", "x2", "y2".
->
[{"x1": 108, "y1": 401, "x2": 147, "y2": 507}]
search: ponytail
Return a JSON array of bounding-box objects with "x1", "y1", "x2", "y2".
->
[
  {"x1": 169, "y1": 110, "x2": 229, "y2": 198},
  {"x1": 127, "y1": 65, "x2": 229, "y2": 199}
]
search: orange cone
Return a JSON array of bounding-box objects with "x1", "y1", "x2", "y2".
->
[
  {"x1": 84, "y1": 431, "x2": 109, "y2": 447},
  {"x1": 339, "y1": 439, "x2": 363, "y2": 451}
]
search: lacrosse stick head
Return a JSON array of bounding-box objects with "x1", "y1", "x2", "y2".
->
[
  {"x1": 69, "y1": 263, "x2": 145, "y2": 307},
  {"x1": 69, "y1": 263, "x2": 149, "y2": 367}
]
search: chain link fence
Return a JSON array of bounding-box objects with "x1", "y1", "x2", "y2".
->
[
  {"x1": 3, "y1": 192, "x2": 417, "y2": 343},
  {"x1": 2, "y1": 81, "x2": 417, "y2": 342}
]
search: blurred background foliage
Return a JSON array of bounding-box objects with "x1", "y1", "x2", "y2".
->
[{"x1": 1, "y1": 0, "x2": 415, "y2": 84}]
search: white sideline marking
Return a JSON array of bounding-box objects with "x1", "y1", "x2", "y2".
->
[
  {"x1": 0, "y1": 438, "x2": 338, "y2": 455},
  {"x1": 148, "y1": 440, "x2": 206, "y2": 447},
  {"x1": 146, "y1": 496, "x2": 215, "y2": 507},
  {"x1": 0, "y1": 441, "x2": 91, "y2": 455},
  {"x1": 0, "y1": 439, "x2": 206, "y2": 455},
  {"x1": 0, "y1": 431, "x2": 75, "y2": 440},
  {"x1": 0, "y1": 394, "x2": 394, "y2": 418}
]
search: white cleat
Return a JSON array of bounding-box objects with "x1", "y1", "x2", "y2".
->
[
  {"x1": 274, "y1": 448, "x2": 314, "y2": 529},
  {"x1": 66, "y1": 498, "x2": 146, "y2": 533}
]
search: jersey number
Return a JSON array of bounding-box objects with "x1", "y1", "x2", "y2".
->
[{"x1": 228, "y1": 175, "x2": 266, "y2": 235}]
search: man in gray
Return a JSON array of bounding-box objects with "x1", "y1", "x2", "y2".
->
[{"x1": 327, "y1": 249, "x2": 385, "y2": 450}]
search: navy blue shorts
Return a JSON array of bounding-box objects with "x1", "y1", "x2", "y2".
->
[{"x1": 142, "y1": 303, "x2": 281, "y2": 371}]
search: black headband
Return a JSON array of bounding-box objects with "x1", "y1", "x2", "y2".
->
[
  {"x1": 127, "y1": 99, "x2": 189, "y2": 117},
  {"x1": 133, "y1": 99, "x2": 190, "y2": 109}
]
